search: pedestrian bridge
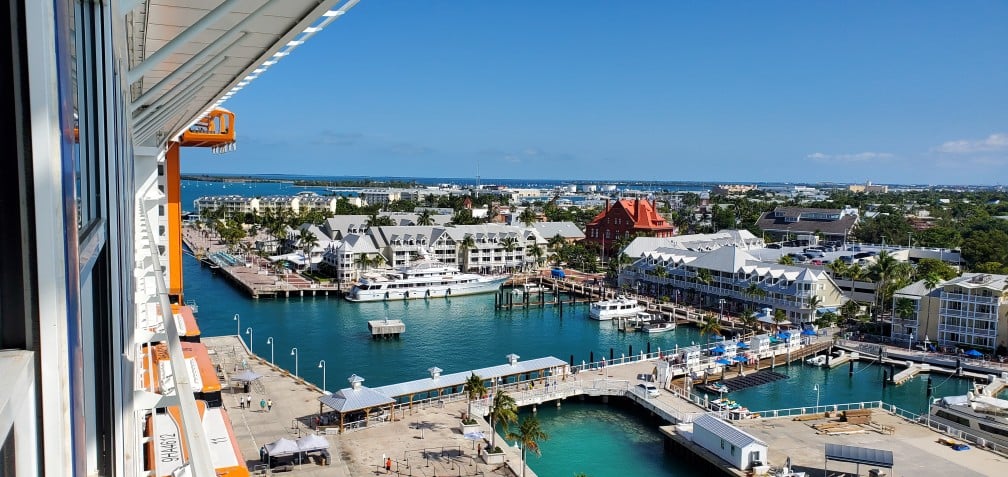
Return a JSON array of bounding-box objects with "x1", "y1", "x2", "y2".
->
[{"x1": 469, "y1": 377, "x2": 706, "y2": 425}]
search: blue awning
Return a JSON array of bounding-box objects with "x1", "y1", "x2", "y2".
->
[
  {"x1": 716, "y1": 358, "x2": 732, "y2": 366},
  {"x1": 733, "y1": 355, "x2": 748, "y2": 363}
]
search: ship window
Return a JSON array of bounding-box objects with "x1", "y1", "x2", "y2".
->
[{"x1": 978, "y1": 423, "x2": 1008, "y2": 437}]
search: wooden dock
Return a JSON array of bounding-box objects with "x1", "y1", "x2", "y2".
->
[{"x1": 368, "y1": 319, "x2": 405, "y2": 339}]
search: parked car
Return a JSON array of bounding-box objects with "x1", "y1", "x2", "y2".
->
[
  {"x1": 637, "y1": 383, "x2": 660, "y2": 398},
  {"x1": 766, "y1": 243, "x2": 782, "y2": 249}
]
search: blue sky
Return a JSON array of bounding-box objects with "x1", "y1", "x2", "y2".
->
[{"x1": 186, "y1": 1, "x2": 1008, "y2": 185}]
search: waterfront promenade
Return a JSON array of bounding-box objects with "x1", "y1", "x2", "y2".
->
[{"x1": 203, "y1": 334, "x2": 537, "y2": 477}]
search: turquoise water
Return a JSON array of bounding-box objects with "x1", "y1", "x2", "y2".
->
[
  {"x1": 720, "y1": 360, "x2": 974, "y2": 416},
  {"x1": 516, "y1": 401, "x2": 704, "y2": 477},
  {"x1": 184, "y1": 253, "x2": 705, "y2": 388}
]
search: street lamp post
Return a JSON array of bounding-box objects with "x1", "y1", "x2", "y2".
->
[
  {"x1": 245, "y1": 327, "x2": 253, "y2": 355},
  {"x1": 291, "y1": 347, "x2": 299, "y2": 378},
  {"x1": 318, "y1": 360, "x2": 327, "y2": 393},
  {"x1": 233, "y1": 313, "x2": 240, "y2": 340},
  {"x1": 266, "y1": 337, "x2": 274, "y2": 365},
  {"x1": 718, "y1": 298, "x2": 726, "y2": 324},
  {"x1": 813, "y1": 384, "x2": 820, "y2": 410}
]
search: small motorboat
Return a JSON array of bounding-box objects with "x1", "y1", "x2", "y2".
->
[{"x1": 643, "y1": 321, "x2": 676, "y2": 334}]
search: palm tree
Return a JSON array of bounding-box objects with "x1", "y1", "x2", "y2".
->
[
  {"x1": 895, "y1": 297, "x2": 915, "y2": 320},
  {"x1": 354, "y1": 253, "x2": 370, "y2": 273},
  {"x1": 366, "y1": 213, "x2": 394, "y2": 228},
  {"x1": 806, "y1": 294, "x2": 822, "y2": 323},
  {"x1": 369, "y1": 253, "x2": 387, "y2": 270},
  {"x1": 519, "y1": 207, "x2": 538, "y2": 227},
  {"x1": 501, "y1": 236, "x2": 519, "y2": 272},
  {"x1": 699, "y1": 314, "x2": 721, "y2": 347},
  {"x1": 922, "y1": 272, "x2": 942, "y2": 291},
  {"x1": 741, "y1": 310, "x2": 760, "y2": 333},
  {"x1": 458, "y1": 234, "x2": 476, "y2": 271},
  {"x1": 846, "y1": 263, "x2": 864, "y2": 298},
  {"x1": 416, "y1": 209, "x2": 435, "y2": 226},
  {"x1": 297, "y1": 229, "x2": 319, "y2": 271},
  {"x1": 547, "y1": 234, "x2": 566, "y2": 253},
  {"x1": 505, "y1": 416, "x2": 549, "y2": 477},
  {"x1": 778, "y1": 255, "x2": 794, "y2": 265},
  {"x1": 488, "y1": 391, "x2": 517, "y2": 451},
  {"x1": 772, "y1": 308, "x2": 787, "y2": 332},
  {"x1": 869, "y1": 251, "x2": 899, "y2": 320},
  {"x1": 463, "y1": 373, "x2": 487, "y2": 423},
  {"x1": 529, "y1": 245, "x2": 545, "y2": 269}
]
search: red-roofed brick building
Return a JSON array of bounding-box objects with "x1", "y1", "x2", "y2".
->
[{"x1": 585, "y1": 198, "x2": 675, "y2": 252}]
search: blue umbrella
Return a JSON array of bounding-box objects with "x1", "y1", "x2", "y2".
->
[
  {"x1": 713, "y1": 345, "x2": 726, "y2": 354},
  {"x1": 733, "y1": 355, "x2": 749, "y2": 363},
  {"x1": 965, "y1": 349, "x2": 983, "y2": 358},
  {"x1": 777, "y1": 332, "x2": 791, "y2": 340},
  {"x1": 716, "y1": 358, "x2": 732, "y2": 366},
  {"x1": 801, "y1": 329, "x2": 817, "y2": 336},
  {"x1": 736, "y1": 341, "x2": 750, "y2": 349}
]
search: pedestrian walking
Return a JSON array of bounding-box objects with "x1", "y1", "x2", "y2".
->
[
  {"x1": 267, "y1": 399, "x2": 273, "y2": 412},
  {"x1": 385, "y1": 456, "x2": 392, "y2": 472},
  {"x1": 238, "y1": 397, "x2": 244, "y2": 409},
  {"x1": 246, "y1": 395, "x2": 252, "y2": 409}
]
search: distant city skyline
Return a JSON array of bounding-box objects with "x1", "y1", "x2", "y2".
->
[{"x1": 186, "y1": 1, "x2": 1007, "y2": 185}]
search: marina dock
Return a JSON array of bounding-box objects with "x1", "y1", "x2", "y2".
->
[{"x1": 183, "y1": 225, "x2": 344, "y2": 299}]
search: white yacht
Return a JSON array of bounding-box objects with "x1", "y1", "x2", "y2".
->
[
  {"x1": 929, "y1": 392, "x2": 1008, "y2": 447},
  {"x1": 589, "y1": 296, "x2": 641, "y2": 320},
  {"x1": 346, "y1": 258, "x2": 508, "y2": 302}
]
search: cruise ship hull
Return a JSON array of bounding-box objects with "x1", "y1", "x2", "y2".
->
[{"x1": 345, "y1": 276, "x2": 508, "y2": 302}]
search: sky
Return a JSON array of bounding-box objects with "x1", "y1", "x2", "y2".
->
[{"x1": 186, "y1": 1, "x2": 1008, "y2": 185}]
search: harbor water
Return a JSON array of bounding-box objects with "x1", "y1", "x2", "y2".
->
[
  {"x1": 185, "y1": 253, "x2": 977, "y2": 477},
  {"x1": 182, "y1": 179, "x2": 978, "y2": 476}
]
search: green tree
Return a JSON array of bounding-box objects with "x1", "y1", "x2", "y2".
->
[
  {"x1": 416, "y1": 209, "x2": 435, "y2": 226},
  {"x1": 772, "y1": 308, "x2": 787, "y2": 332},
  {"x1": 463, "y1": 373, "x2": 487, "y2": 423},
  {"x1": 458, "y1": 234, "x2": 476, "y2": 270},
  {"x1": 914, "y1": 258, "x2": 958, "y2": 281},
  {"x1": 519, "y1": 207, "x2": 538, "y2": 227},
  {"x1": 366, "y1": 213, "x2": 394, "y2": 228},
  {"x1": 297, "y1": 229, "x2": 319, "y2": 270},
  {"x1": 488, "y1": 391, "x2": 517, "y2": 451},
  {"x1": 699, "y1": 314, "x2": 721, "y2": 346},
  {"x1": 528, "y1": 245, "x2": 545, "y2": 268},
  {"x1": 895, "y1": 297, "x2": 916, "y2": 320},
  {"x1": 778, "y1": 255, "x2": 794, "y2": 265},
  {"x1": 505, "y1": 416, "x2": 549, "y2": 477}
]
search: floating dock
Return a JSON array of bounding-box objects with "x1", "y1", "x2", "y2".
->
[
  {"x1": 716, "y1": 370, "x2": 789, "y2": 392},
  {"x1": 368, "y1": 319, "x2": 405, "y2": 339}
]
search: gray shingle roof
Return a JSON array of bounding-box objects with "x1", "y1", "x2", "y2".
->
[
  {"x1": 531, "y1": 222, "x2": 585, "y2": 240},
  {"x1": 318, "y1": 386, "x2": 395, "y2": 413},
  {"x1": 756, "y1": 207, "x2": 858, "y2": 236},
  {"x1": 693, "y1": 414, "x2": 767, "y2": 448}
]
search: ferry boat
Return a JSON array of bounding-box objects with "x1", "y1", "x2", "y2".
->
[
  {"x1": 345, "y1": 258, "x2": 507, "y2": 302},
  {"x1": 589, "y1": 296, "x2": 641, "y2": 321},
  {"x1": 929, "y1": 392, "x2": 1008, "y2": 447}
]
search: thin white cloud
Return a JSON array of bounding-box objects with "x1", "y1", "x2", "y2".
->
[
  {"x1": 806, "y1": 152, "x2": 894, "y2": 162},
  {"x1": 933, "y1": 133, "x2": 1008, "y2": 154}
]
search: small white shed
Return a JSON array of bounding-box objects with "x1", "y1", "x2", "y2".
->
[{"x1": 691, "y1": 414, "x2": 768, "y2": 470}]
